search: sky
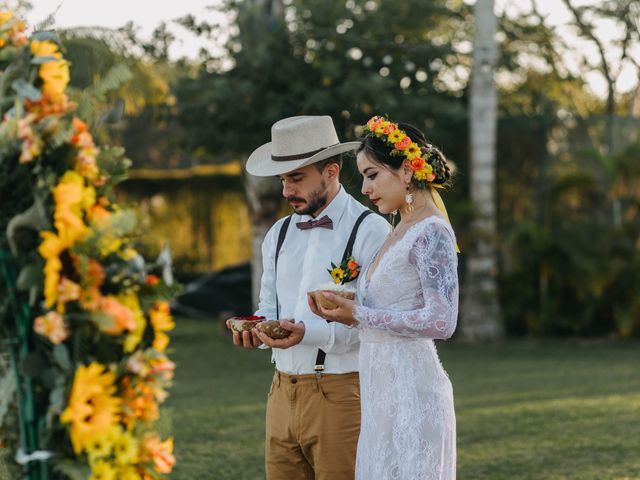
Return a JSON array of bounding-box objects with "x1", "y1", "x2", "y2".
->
[{"x1": 24, "y1": 0, "x2": 640, "y2": 98}]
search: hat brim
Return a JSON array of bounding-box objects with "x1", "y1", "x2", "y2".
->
[{"x1": 245, "y1": 141, "x2": 361, "y2": 177}]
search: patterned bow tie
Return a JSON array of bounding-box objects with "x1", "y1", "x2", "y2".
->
[{"x1": 296, "y1": 215, "x2": 333, "y2": 231}]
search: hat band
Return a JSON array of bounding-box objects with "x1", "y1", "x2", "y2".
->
[{"x1": 271, "y1": 143, "x2": 339, "y2": 162}]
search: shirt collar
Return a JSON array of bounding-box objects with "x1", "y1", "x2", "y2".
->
[{"x1": 296, "y1": 185, "x2": 348, "y2": 225}]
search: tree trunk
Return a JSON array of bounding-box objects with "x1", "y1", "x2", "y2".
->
[
  {"x1": 460, "y1": 0, "x2": 502, "y2": 340},
  {"x1": 243, "y1": 168, "x2": 282, "y2": 310}
]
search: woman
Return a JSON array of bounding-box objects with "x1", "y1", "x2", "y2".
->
[{"x1": 309, "y1": 116, "x2": 458, "y2": 480}]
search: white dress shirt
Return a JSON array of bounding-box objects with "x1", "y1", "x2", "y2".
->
[{"x1": 255, "y1": 186, "x2": 391, "y2": 374}]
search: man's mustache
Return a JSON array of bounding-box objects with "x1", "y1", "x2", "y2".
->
[{"x1": 286, "y1": 197, "x2": 306, "y2": 203}]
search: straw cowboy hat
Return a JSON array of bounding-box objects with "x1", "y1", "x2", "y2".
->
[{"x1": 245, "y1": 116, "x2": 360, "y2": 176}]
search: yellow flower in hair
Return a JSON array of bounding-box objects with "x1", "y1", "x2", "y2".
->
[
  {"x1": 405, "y1": 143, "x2": 421, "y2": 159},
  {"x1": 388, "y1": 130, "x2": 405, "y2": 143}
]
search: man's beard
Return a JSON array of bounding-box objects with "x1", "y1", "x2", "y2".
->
[{"x1": 288, "y1": 181, "x2": 328, "y2": 216}]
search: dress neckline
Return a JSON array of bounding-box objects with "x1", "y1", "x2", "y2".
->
[{"x1": 364, "y1": 214, "x2": 449, "y2": 286}]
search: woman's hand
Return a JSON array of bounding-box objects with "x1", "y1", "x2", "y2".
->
[{"x1": 308, "y1": 292, "x2": 358, "y2": 327}]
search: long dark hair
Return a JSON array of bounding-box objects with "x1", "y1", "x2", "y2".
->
[{"x1": 357, "y1": 123, "x2": 451, "y2": 188}]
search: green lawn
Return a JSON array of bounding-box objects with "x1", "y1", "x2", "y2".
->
[
  {"x1": 1, "y1": 318, "x2": 638, "y2": 478},
  {"x1": 168, "y1": 319, "x2": 640, "y2": 479}
]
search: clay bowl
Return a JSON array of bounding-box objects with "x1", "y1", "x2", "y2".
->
[
  {"x1": 255, "y1": 320, "x2": 292, "y2": 339},
  {"x1": 308, "y1": 289, "x2": 355, "y2": 310},
  {"x1": 228, "y1": 315, "x2": 265, "y2": 333}
]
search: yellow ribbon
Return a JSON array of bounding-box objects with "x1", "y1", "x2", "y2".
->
[{"x1": 429, "y1": 186, "x2": 460, "y2": 253}]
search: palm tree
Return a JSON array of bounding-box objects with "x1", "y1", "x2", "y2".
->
[{"x1": 460, "y1": 0, "x2": 502, "y2": 339}]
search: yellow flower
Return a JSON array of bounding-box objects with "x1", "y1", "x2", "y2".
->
[
  {"x1": 330, "y1": 267, "x2": 345, "y2": 284},
  {"x1": 150, "y1": 301, "x2": 174, "y2": 352},
  {"x1": 405, "y1": 143, "x2": 421, "y2": 159},
  {"x1": 39, "y1": 231, "x2": 67, "y2": 308},
  {"x1": 39, "y1": 59, "x2": 70, "y2": 102},
  {"x1": 0, "y1": 11, "x2": 13, "y2": 25},
  {"x1": 112, "y1": 427, "x2": 139, "y2": 466},
  {"x1": 118, "y1": 467, "x2": 142, "y2": 480},
  {"x1": 413, "y1": 163, "x2": 434, "y2": 181},
  {"x1": 60, "y1": 362, "x2": 121, "y2": 454},
  {"x1": 121, "y1": 293, "x2": 146, "y2": 353},
  {"x1": 388, "y1": 130, "x2": 405, "y2": 143},
  {"x1": 89, "y1": 459, "x2": 117, "y2": 480},
  {"x1": 85, "y1": 431, "x2": 114, "y2": 461},
  {"x1": 30, "y1": 39, "x2": 62, "y2": 59}
]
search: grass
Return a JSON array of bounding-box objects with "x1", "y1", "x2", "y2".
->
[
  {"x1": 167, "y1": 318, "x2": 640, "y2": 480},
  {"x1": 2, "y1": 318, "x2": 637, "y2": 479}
]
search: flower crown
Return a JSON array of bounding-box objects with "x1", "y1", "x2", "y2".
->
[{"x1": 363, "y1": 115, "x2": 436, "y2": 188}]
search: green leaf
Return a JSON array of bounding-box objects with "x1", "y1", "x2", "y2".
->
[
  {"x1": 32, "y1": 31, "x2": 56, "y2": 41},
  {"x1": 31, "y1": 55, "x2": 59, "y2": 65},
  {"x1": 11, "y1": 80, "x2": 42, "y2": 101},
  {"x1": 53, "y1": 461, "x2": 91, "y2": 480},
  {"x1": 16, "y1": 262, "x2": 43, "y2": 291},
  {"x1": 53, "y1": 344, "x2": 72, "y2": 373}
]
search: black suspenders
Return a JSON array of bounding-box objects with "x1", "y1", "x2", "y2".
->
[
  {"x1": 274, "y1": 216, "x2": 292, "y2": 320},
  {"x1": 273, "y1": 210, "x2": 372, "y2": 372},
  {"x1": 314, "y1": 210, "x2": 372, "y2": 373}
]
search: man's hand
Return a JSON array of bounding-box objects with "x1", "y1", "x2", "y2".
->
[
  {"x1": 254, "y1": 320, "x2": 305, "y2": 349},
  {"x1": 307, "y1": 292, "x2": 357, "y2": 326},
  {"x1": 225, "y1": 318, "x2": 264, "y2": 349}
]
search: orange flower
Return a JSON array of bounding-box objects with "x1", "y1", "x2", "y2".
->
[
  {"x1": 57, "y1": 277, "x2": 82, "y2": 308},
  {"x1": 121, "y1": 378, "x2": 159, "y2": 427},
  {"x1": 98, "y1": 296, "x2": 136, "y2": 335},
  {"x1": 366, "y1": 116, "x2": 382, "y2": 130},
  {"x1": 410, "y1": 157, "x2": 426, "y2": 171},
  {"x1": 394, "y1": 136, "x2": 412, "y2": 151},
  {"x1": 382, "y1": 123, "x2": 396, "y2": 135},
  {"x1": 140, "y1": 434, "x2": 175, "y2": 474},
  {"x1": 347, "y1": 259, "x2": 358, "y2": 271},
  {"x1": 33, "y1": 311, "x2": 68, "y2": 344},
  {"x1": 88, "y1": 204, "x2": 112, "y2": 227},
  {"x1": 145, "y1": 275, "x2": 160, "y2": 286}
]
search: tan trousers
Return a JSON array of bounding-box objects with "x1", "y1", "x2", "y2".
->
[{"x1": 265, "y1": 370, "x2": 361, "y2": 480}]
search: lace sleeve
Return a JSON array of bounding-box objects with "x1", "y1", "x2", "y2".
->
[{"x1": 353, "y1": 221, "x2": 459, "y2": 339}]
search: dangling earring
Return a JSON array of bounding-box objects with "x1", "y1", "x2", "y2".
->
[{"x1": 405, "y1": 184, "x2": 414, "y2": 213}]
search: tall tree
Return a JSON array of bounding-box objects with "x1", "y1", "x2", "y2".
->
[{"x1": 461, "y1": 0, "x2": 502, "y2": 339}]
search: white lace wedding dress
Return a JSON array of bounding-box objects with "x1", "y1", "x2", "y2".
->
[{"x1": 353, "y1": 216, "x2": 458, "y2": 480}]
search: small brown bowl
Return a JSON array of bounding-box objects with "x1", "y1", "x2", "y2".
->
[
  {"x1": 228, "y1": 316, "x2": 265, "y2": 333},
  {"x1": 308, "y1": 290, "x2": 355, "y2": 310},
  {"x1": 255, "y1": 320, "x2": 292, "y2": 339}
]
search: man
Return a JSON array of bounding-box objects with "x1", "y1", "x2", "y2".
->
[{"x1": 228, "y1": 116, "x2": 390, "y2": 479}]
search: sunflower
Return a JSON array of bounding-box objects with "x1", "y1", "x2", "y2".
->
[{"x1": 60, "y1": 362, "x2": 121, "y2": 454}]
